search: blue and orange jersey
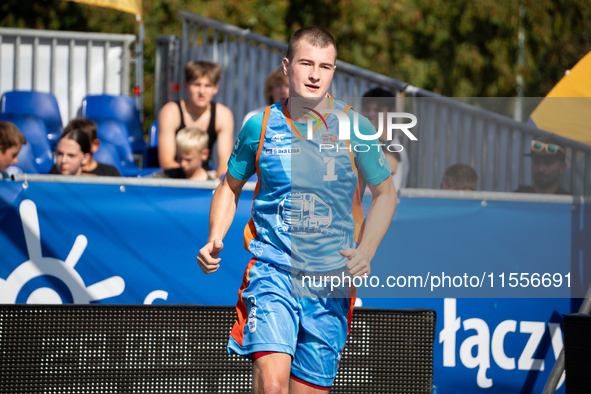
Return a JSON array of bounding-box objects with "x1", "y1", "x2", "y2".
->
[{"x1": 228, "y1": 98, "x2": 391, "y2": 272}]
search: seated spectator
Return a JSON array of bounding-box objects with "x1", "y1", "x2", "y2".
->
[
  {"x1": 515, "y1": 137, "x2": 569, "y2": 195},
  {"x1": 55, "y1": 129, "x2": 92, "y2": 176},
  {"x1": 158, "y1": 61, "x2": 234, "y2": 177},
  {"x1": 49, "y1": 118, "x2": 121, "y2": 176},
  {"x1": 441, "y1": 164, "x2": 478, "y2": 191},
  {"x1": 242, "y1": 66, "x2": 289, "y2": 127},
  {"x1": 149, "y1": 127, "x2": 215, "y2": 181},
  {"x1": 0, "y1": 121, "x2": 27, "y2": 180},
  {"x1": 362, "y1": 87, "x2": 410, "y2": 192}
]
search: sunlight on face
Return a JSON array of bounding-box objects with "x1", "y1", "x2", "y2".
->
[{"x1": 284, "y1": 40, "x2": 337, "y2": 100}]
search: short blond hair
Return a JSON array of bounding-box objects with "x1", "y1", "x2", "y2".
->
[{"x1": 176, "y1": 127, "x2": 209, "y2": 153}]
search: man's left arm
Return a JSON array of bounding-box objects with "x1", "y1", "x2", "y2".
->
[
  {"x1": 340, "y1": 110, "x2": 397, "y2": 277},
  {"x1": 340, "y1": 177, "x2": 396, "y2": 277}
]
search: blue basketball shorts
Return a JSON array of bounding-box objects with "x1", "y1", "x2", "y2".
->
[{"x1": 227, "y1": 258, "x2": 355, "y2": 388}]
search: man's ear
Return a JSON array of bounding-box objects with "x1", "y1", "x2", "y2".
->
[
  {"x1": 91, "y1": 139, "x2": 101, "y2": 153},
  {"x1": 282, "y1": 57, "x2": 290, "y2": 76},
  {"x1": 213, "y1": 84, "x2": 219, "y2": 95}
]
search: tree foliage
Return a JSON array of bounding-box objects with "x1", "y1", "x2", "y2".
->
[{"x1": 2, "y1": 0, "x2": 590, "y2": 126}]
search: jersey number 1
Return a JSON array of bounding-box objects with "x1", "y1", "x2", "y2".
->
[{"x1": 323, "y1": 157, "x2": 338, "y2": 181}]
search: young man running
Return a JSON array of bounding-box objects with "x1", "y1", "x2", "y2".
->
[{"x1": 198, "y1": 26, "x2": 396, "y2": 393}]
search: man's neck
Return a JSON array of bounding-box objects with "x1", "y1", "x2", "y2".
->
[
  {"x1": 183, "y1": 99, "x2": 210, "y2": 119},
  {"x1": 534, "y1": 182, "x2": 560, "y2": 194}
]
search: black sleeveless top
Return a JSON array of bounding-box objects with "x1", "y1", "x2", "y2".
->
[{"x1": 175, "y1": 100, "x2": 217, "y2": 170}]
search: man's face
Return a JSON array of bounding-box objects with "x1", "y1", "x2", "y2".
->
[
  {"x1": 283, "y1": 40, "x2": 337, "y2": 100},
  {"x1": 185, "y1": 76, "x2": 219, "y2": 108},
  {"x1": 361, "y1": 101, "x2": 390, "y2": 142},
  {"x1": 0, "y1": 144, "x2": 21, "y2": 171},
  {"x1": 531, "y1": 156, "x2": 566, "y2": 189}
]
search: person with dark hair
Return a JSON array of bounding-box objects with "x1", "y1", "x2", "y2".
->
[
  {"x1": 0, "y1": 121, "x2": 27, "y2": 180},
  {"x1": 441, "y1": 163, "x2": 479, "y2": 191},
  {"x1": 515, "y1": 137, "x2": 570, "y2": 195},
  {"x1": 55, "y1": 129, "x2": 92, "y2": 176},
  {"x1": 49, "y1": 118, "x2": 120, "y2": 176},
  {"x1": 198, "y1": 26, "x2": 395, "y2": 393},
  {"x1": 158, "y1": 60, "x2": 234, "y2": 178},
  {"x1": 361, "y1": 87, "x2": 410, "y2": 192},
  {"x1": 242, "y1": 66, "x2": 290, "y2": 126}
]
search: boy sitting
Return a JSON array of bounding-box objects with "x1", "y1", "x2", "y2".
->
[
  {"x1": 149, "y1": 127, "x2": 214, "y2": 181},
  {"x1": 0, "y1": 121, "x2": 27, "y2": 180}
]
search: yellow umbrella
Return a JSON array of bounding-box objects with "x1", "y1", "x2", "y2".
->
[
  {"x1": 64, "y1": 0, "x2": 142, "y2": 17},
  {"x1": 529, "y1": 51, "x2": 591, "y2": 145}
]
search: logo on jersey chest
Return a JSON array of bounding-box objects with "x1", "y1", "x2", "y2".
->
[
  {"x1": 265, "y1": 147, "x2": 301, "y2": 155},
  {"x1": 321, "y1": 134, "x2": 338, "y2": 145},
  {"x1": 271, "y1": 134, "x2": 287, "y2": 141}
]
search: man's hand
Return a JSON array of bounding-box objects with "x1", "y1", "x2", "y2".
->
[
  {"x1": 340, "y1": 248, "x2": 371, "y2": 278},
  {"x1": 197, "y1": 240, "x2": 224, "y2": 274}
]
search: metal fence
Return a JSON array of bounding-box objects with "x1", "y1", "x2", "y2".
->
[
  {"x1": 158, "y1": 10, "x2": 591, "y2": 195},
  {"x1": 398, "y1": 97, "x2": 591, "y2": 194},
  {"x1": 0, "y1": 27, "x2": 140, "y2": 124}
]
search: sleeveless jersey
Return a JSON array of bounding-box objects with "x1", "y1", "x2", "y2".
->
[{"x1": 243, "y1": 98, "x2": 379, "y2": 272}]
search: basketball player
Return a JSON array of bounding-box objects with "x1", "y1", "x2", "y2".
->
[{"x1": 198, "y1": 26, "x2": 396, "y2": 393}]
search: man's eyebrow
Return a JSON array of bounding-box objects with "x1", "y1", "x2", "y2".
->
[{"x1": 297, "y1": 58, "x2": 335, "y2": 67}]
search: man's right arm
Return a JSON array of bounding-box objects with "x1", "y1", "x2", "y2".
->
[
  {"x1": 196, "y1": 114, "x2": 262, "y2": 274},
  {"x1": 197, "y1": 174, "x2": 248, "y2": 274}
]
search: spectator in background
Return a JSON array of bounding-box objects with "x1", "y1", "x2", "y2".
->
[
  {"x1": 49, "y1": 118, "x2": 120, "y2": 176},
  {"x1": 441, "y1": 163, "x2": 478, "y2": 191},
  {"x1": 55, "y1": 129, "x2": 92, "y2": 176},
  {"x1": 515, "y1": 137, "x2": 569, "y2": 195},
  {"x1": 149, "y1": 127, "x2": 215, "y2": 181},
  {"x1": 158, "y1": 61, "x2": 234, "y2": 178},
  {"x1": 0, "y1": 121, "x2": 27, "y2": 180},
  {"x1": 362, "y1": 87, "x2": 410, "y2": 192},
  {"x1": 242, "y1": 66, "x2": 290, "y2": 126}
]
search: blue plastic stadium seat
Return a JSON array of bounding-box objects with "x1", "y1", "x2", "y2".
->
[
  {"x1": 0, "y1": 113, "x2": 53, "y2": 174},
  {"x1": 93, "y1": 141, "x2": 125, "y2": 175},
  {"x1": 143, "y1": 120, "x2": 159, "y2": 168},
  {"x1": 93, "y1": 118, "x2": 139, "y2": 177},
  {"x1": 81, "y1": 95, "x2": 146, "y2": 154},
  {"x1": 1, "y1": 90, "x2": 63, "y2": 149}
]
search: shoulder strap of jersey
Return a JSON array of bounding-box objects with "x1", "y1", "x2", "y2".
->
[
  {"x1": 244, "y1": 105, "x2": 271, "y2": 251},
  {"x1": 254, "y1": 106, "x2": 271, "y2": 174}
]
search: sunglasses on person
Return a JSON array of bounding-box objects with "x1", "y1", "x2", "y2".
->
[{"x1": 531, "y1": 140, "x2": 565, "y2": 155}]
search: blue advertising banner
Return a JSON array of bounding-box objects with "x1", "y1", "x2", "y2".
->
[{"x1": 1, "y1": 179, "x2": 588, "y2": 393}]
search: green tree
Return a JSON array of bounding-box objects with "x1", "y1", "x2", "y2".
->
[{"x1": 2, "y1": 0, "x2": 591, "y2": 127}]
